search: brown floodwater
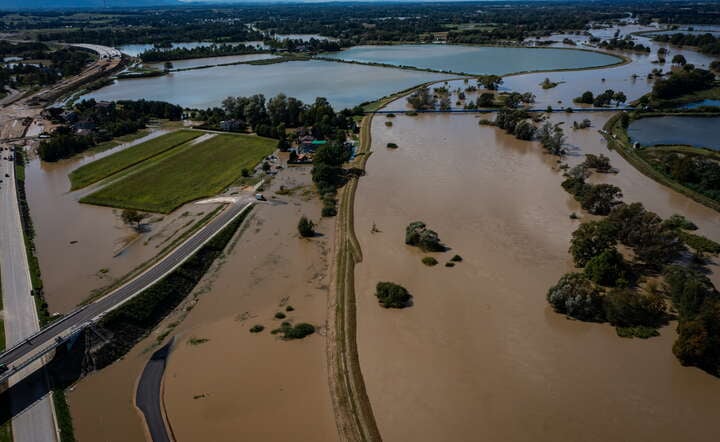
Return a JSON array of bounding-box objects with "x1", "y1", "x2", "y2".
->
[
  {"x1": 69, "y1": 167, "x2": 338, "y2": 441},
  {"x1": 25, "y1": 131, "x2": 219, "y2": 312},
  {"x1": 353, "y1": 113, "x2": 720, "y2": 442}
]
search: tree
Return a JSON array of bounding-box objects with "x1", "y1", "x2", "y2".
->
[
  {"x1": 608, "y1": 203, "x2": 684, "y2": 266},
  {"x1": 672, "y1": 54, "x2": 687, "y2": 66},
  {"x1": 613, "y1": 91, "x2": 627, "y2": 106},
  {"x1": 569, "y1": 219, "x2": 618, "y2": 267},
  {"x1": 514, "y1": 120, "x2": 536, "y2": 141},
  {"x1": 121, "y1": 209, "x2": 148, "y2": 232},
  {"x1": 574, "y1": 91, "x2": 594, "y2": 104},
  {"x1": 604, "y1": 288, "x2": 667, "y2": 327},
  {"x1": 163, "y1": 61, "x2": 173, "y2": 71},
  {"x1": 477, "y1": 75, "x2": 503, "y2": 90},
  {"x1": 477, "y1": 92, "x2": 495, "y2": 106},
  {"x1": 375, "y1": 282, "x2": 411, "y2": 308},
  {"x1": 579, "y1": 183, "x2": 623, "y2": 215},
  {"x1": 547, "y1": 273, "x2": 605, "y2": 321},
  {"x1": 584, "y1": 249, "x2": 629, "y2": 287},
  {"x1": 298, "y1": 216, "x2": 315, "y2": 237},
  {"x1": 405, "y1": 221, "x2": 444, "y2": 252},
  {"x1": 538, "y1": 121, "x2": 566, "y2": 155}
]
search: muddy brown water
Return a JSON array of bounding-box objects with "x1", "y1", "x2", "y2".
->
[
  {"x1": 69, "y1": 166, "x2": 338, "y2": 441},
  {"x1": 25, "y1": 132, "x2": 218, "y2": 313},
  {"x1": 353, "y1": 113, "x2": 720, "y2": 442}
]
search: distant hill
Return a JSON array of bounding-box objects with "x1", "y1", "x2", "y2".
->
[{"x1": 0, "y1": 0, "x2": 181, "y2": 10}]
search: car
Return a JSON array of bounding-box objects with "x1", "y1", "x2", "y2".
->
[
  {"x1": 255, "y1": 193, "x2": 266, "y2": 201},
  {"x1": 4, "y1": 174, "x2": 9, "y2": 178}
]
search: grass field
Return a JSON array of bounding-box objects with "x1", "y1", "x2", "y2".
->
[
  {"x1": 81, "y1": 133, "x2": 275, "y2": 213},
  {"x1": 69, "y1": 130, "x2": 202, "y2": 190}
]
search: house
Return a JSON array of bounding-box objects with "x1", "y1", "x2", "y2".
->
[
  {"x1": 72, "y1": 121, "x2": 97, "y2": 135},
  {"x1": 220, "y1": 119, "x2": 245, "y2": 132}
]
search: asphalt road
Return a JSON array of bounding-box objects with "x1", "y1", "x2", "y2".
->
[
  {"x1": 0, "y1": 151, "x2": 57, "y2": 442},
  {"x1": 0, "y1": 199, "x2": 254, "y2": 382},
  {"x1": 136, "y1": 339, "x2": 174, "y2": 442}
]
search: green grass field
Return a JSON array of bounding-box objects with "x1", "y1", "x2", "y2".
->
[
  {"x1": 69, "y1": 130, "x2": 202, "y2": 190},
  {"x1": 81, "y1": 133, "x2": 275, "y2": 213}
]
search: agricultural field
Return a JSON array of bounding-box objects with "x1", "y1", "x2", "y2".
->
[
  {"x1": 80, "y1": 133, "x2": 275, "y2": 213},
  {"x1": 69, "y1": 130, "x2": 202, "y2": 190}
]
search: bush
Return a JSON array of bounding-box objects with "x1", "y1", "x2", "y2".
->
[
  {"x1": 604, "y1": 288, "x2": 667, "y2": 328},
  {"x1": 421, "y1": 256, "x2": 438, "y2": 266},
  {"x1": 616, "y1": 326, "x2": 660, "y2": 339},
  {"x1": 376, "y1": 282, "x2": 411, "y2": 308},
  {"x1": 584, "y1": 249, "x2": 629, "y2": 287},
  {"x1": 275, "y1": 312, "x2": 286, "y2": 319},
  {"x1": 547, "y1": 273, "x2": 605, "y2": 321},
  {"x1": 250, "y1": 324, "x2": 265, "y2": 333},
  {"x1": 286, "y1": 323, "x2": 315, "y2": 339},
  {"x1": 286, "y1": 305, "x2": 295, "y2": 312},
  {"x1": 298, "y1": 216, "x2": 315, "y2": 237},
  {"x1": 450, "y1": 254, "x2": 463, "y2": 262},
  {"x1": 445, "y1": 262, "x2": 455, "y2": 267},
  {"x1": 386, "y1": 142, "x2": 398, "y2": 148},
  {"x1": 405, "y1": 221, "x2": 444, "y2": 252},
  {"x1": 385, "y1": 121, "x2": 393, "y2": 127}
]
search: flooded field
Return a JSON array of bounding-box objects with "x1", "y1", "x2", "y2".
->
[
  {"x1": 69, "y1": 166, "x2": 338, "y2": 441},
  {"x1": 26, "y1": 130, "x2": 219, "y2": 313},
  {"x1": 147, "y1": 53, "x2": 276, "y2": 70},
  {"x1": 353, "y1": 112, "x2": 720, "y2": 442},
  {"x1": 323, "y1": 44, "x2": 622, "y2": 75},
  {"x1": 627, "y1": 116, "x2": 720, "y2": 150},
  {"x1": 82, "y1": 60, "x2": 453, "y2": 110}
]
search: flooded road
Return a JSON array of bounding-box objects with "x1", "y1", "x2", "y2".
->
[
  {"x1": 353, "y1": 113, "x2": 720, "y2": 442},
  {"x1": 69, "y1": 166, "x2": 338, "y2": 441}
]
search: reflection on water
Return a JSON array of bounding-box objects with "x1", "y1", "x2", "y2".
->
[
  {"x1": 628, "y1": 116, "x2": 720, "y2": 150},
  {"x1": 82, "y1": 60, "x2": 454, "y2": 110},
  {"x1": 323, "y1": 44, "x2": 622, "y2": 75}
]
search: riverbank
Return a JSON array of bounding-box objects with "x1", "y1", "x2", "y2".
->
[{"x1": 604, "y1": 113, "x2": 720, "y2": 212}]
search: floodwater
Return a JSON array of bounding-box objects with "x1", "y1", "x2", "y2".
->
[
  {"x1": 69, "y1": 166, "x2": 338, "y2": 442},
  {"x1": 627, "y1": 116, "x2": 720, "y2": 150},
  {"x1": 147, "y1": 53, "x2": 276, "y2": 70},
  {"x1": 323, "y1": 44, "x2": 622, "y2": 75},
  {"x1": 26, "y1": 130, "x2": 219, "y2": 313},
  {"x1": 682, "y1": 99, "x2": 720, "y2": 109},
  {"x1": 353, "y1": 112, "x2": 720, "y2": 442},
  {"x1": 82, "y1": 60, "x2": 454, "y2": 110}
]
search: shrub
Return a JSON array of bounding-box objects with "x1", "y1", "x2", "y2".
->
[
  {"x1": 405, "y1": 221, "x2": 444, "y2": 252},
  {"x1": 662, "y1": 214, "x2": 697, "y2": 231},
  {"x1": 385, "y1": 121, "x2": 393, "y2": 127},
  {"x1": 616, "y1": 326, "x2": 660, "y2": 339},
  {"x1": 604, "y1": 288, "x2": 667, "y2": 328},
  {"x1": 298, "y1": 216, "x2": 315, "y2": 237},
  {"x1": 275, "y1": 312, "x2": 286, "y2": 319},
  {"x1": 445, "y1": 262, "x2": 455, "y2": 267},
  {"x1": 376, "y1": 282, "x2": 411, "y2": 308},
  {"x1": 250, "y1": 325, "x2": 265, "y2": 333},
  {"x1": 547, "y1": 273, "x2": 605, "y2": 321},
  {"x1": 450, "y1": 254, "x2": 463, "y2": 262},
  {"x1": 422, "y1": 256, "x2": 438, "y2": 266},
  {"x1": 386, "y1": 142, "x2": 398, "y2": 148},
  {"x1": 286, "y1": 305, "x2": 295, "y2": 312}
]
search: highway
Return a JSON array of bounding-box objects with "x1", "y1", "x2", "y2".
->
[
  {"x1": 136, "y1": 340, "x2": 174, "y2": 442},
  {"x1": 0, "y1": 151, "x2": 57, "y2": 442},
  {"x1": 0, "y1": 199, "x2": 254, "y2": 384}
]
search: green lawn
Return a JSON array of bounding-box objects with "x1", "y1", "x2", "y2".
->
[
  {"x1": 81, "y1": 133, "x2": 275, "y2": 213},
  {"x1": 69, "y1": 130, "x2": 202, "y2": 190}
]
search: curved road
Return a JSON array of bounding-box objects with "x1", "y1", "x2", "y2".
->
[{"x1": 136, "y1": 339, "x2": 174, "y2": 442}]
